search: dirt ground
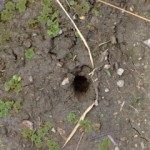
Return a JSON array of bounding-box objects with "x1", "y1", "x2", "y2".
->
[{"x1": 0, "y1": 0, "x2": 150, "y2": 150}]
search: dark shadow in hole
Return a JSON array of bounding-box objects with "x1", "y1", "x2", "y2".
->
[{"x1": 73, "y1": 75, "x2": 89, "y2": 93}]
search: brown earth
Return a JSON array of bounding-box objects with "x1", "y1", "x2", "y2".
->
[{"x1": 0, "y1": 0, "x2": 150, "y2": 150}]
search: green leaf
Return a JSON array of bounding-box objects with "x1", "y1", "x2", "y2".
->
[
  {"x1": 22, "y1": 128, "x2": 34, "y2": 138},
  {"x1": 78, "y1": 120, "x2": 92, "y2": 133},
  {"x1": 47, "y1": 140, "x2": 59, "y2": 150},
  {"x1": 0, "y1": 100, "x2": 19, "y2": 117},
  {"x1": 13, "y1": 101, "x2": 21, "y2": 112},
  {"x1": 5, "y1": 1, "x2": 16, "y2": 11},
  {"x1": 25, "y1": 48, "x2": 35, "y2": 59},
  {"x1": 37, "y1": 122, "x2": 52, "y2": 138},
  {"x1": 31, "y1": 134, "x2": 42, "y2": 148},
  {"x1": 4, "y1": 75, "x2": 22, "y2": 93},
  {"x1": 16, "y1": 0, "x2": 27, "y2": 13},
  {"x1": 67, "y1": 112, "x2": 77, "y2": 123},
  {"x1": 98, "y1": 138, "x2": 111, "y2": 150},
  {"x1": 42, "y1": 0, "x2": 52, "y2": 6},
  {"x1": 69, "y1": 0, "x2": 77, "y2": 6},
  {"x1": 1, "y1": 10, "x2": 13, "y2": 21}
]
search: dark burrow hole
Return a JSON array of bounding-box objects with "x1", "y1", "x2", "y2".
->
[{"x1": 73, "y1": 75, "x2": 90, "y2": 93}]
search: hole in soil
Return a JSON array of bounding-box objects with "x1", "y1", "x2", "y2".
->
[{"x1": 73, "y1": 75, "x2": 89, "y2": 93}]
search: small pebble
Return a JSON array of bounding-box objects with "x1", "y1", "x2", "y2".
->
[
  {"x1": 129, "y1": 6, "x2": 134, "y2": 12},
  {"x1": 120, "y1": 137, "x2": 127, "y2": 141},
  {"x1": 110, "y1": 35, "x2": 117, "y2": 44},
  {"x1": 32, "y1": 33, "x2": 37, "y2": 36},
  {"x1": 117, "y1": 80, "x2": 124, "y2": 87},
  {"x1": 144, "y1": 39, "x2": 150, "y2": 48},
  {"x1": 104, "y1": 64, "x2": 111, "y2": 69},
  {"x1": 51, "y1": 128, "x2": 56, "y2": 133},
  {"x1": 29, "y1": 76, "x2": 33, "y2": 82},
  {"x1": 117, "y1": 68, "x2": 124, "y2": 76},
  {"x1": 61, "y1": 77, "x2": 69, "y2": 85},
  {"x1": 59, "y1": 29, "x2": 63, "y2": 35},
  {"x1": 21, "y1": 120, "x2": 34, "y2": 130},
  {"x1": 134, "y1": 135, "x2": 138, "y2": 138},
  {"x1": 105, "y1": 88, "x2": 109, "y2": 93}
]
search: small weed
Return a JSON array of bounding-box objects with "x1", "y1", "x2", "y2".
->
[
  {"x1": 5, "y1": 1, "x2": 16, "y2": 11},
  {"x1": 22, "y1": 122, "x2": 52, "y2": 149},
  {"x1": 0, "y1": 1, "x2": 15, "y2": 21},
  {"x1": 67, "y1": 112, "x2": 77, "y2": 123},
  {"x1": 78, "y1": 119, "x2": 92, "y2": 133},
  {"x1": 22, "y1": 128, "x2": 34, "y2": 138},
  {"x1": 47, "y1": 139, "x2": 59, "y2": 150},
  {"x1": 25, "y1": 48, "x2": 35, "y2": 59},
  {"x1": 0, "y1": 100, "x2": 21, "y2": 117},
  {"x1": 13, "y1": 101, "x2": 21, "y2": 112},
  {"x1": 66, "y1": 52, "x2": 74, "y2": 60},
  {"x1": 92, "y1": 8, "x2": 100, "y2": 17},
  {"x1": 37, "y1": 0, "x2": 60, "y2": 37},
  {"x1": 0, "y1": 32, "x2": 11, "y2": 45},
  {"x1": 4, "y1": 75, "x2": 22, "y2": 93},
  {"x1": 69, "y1": 0, "x2": 77, "y2": 6},
  {"x1": 31, "y1": 134, "x2": 42, "y2": 148},
  {"x1": 98, "y1": 138, "x2": 111, "y2": 150},
  {"x1": 130, "y1": 94, "x2": 141, "y2": 106},
  {"x1": 73, "y1": 1, "x2": 90, "y2": 16},
  {"x1": 37, "y1": 122, "x2": 52, "y2": 138},
  {"x1": 16, "y1": 0, "x2": 27, "y2": 13},
  {"x1": 0, "y1": 0, "x2": 26, "y2": 21},
  {"x1": 1, "y1": 10, "x2": 13, "y2": 21}
]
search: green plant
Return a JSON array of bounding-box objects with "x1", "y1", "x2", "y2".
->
[
  {"x1": 22, "y1": 128, "x2": 34, "y2": 138},
  {"x1": 74, "y1": 2, "x2": 90, "y2": 16},
  {"x1": 4, "y1": 75, "x2": 22, "y2": 93},
  {"x1": 37, "y1": 0, "x2": 60, "y2": 37},
  {"x1": 31, "y1": 134, "x2": 42, "y2": 148},
  {"x1": 16, "y1": 0, "x2": 27, "y2": 13},
  {"x1": 37, "y1": 122, "x2": 52, "y2": 138},
  {"x1": 0, "y1": 0, "x2": 27, "y2": 21},
  {"x1": 22, "y1": 122, "x2": 52, "y2": 148},
  {"x1": 47, "y1": 139, "x2": 59, "y2": 150},
  {"x1": 5, "y1": 1, "x2": 15, "y2": 11},
  {"x1": 0, "y1": 1, "x2": 15, "y2": 21},
  {"x1": 0, "y1": 100, "x2": 21, "y2": 117},
  {"x1": 69, "y1": 0, "x2": 77, "y2": 6},
  {"x1": 78, "y1": 119, "x2": 92, "y2": 133},
  {"x1": 47, "y1": 11, "x2": 60, "y2": 37},
  {"x1": 25, "y1": 48, "x2": 35, "y2": 58},
  {"x1": 67, "y1": 112, "x2": 77, "y2": 123},
  {"x1": 0, "y1": 32, "x2": 11, "y2": 45},
  {"x1": 98, "y1": 138, "x2": 111, "y2": 150},
  {"x1": 13, "y1": 101, "x2": 21, "y2": 112},
  {"x1": 92, "y1": 7, "x2": 99, "y2": 17}
]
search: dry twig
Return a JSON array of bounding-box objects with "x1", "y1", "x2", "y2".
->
[
  {"x1": 98, "y1": 0, "x2": 150, "y2": 23},
  {"x1": 56, "y1": 0, "x2": 94, "y2": 68},
  {"x1": 75, "y1": 132, "x2": 84, "y2": 150},
  {"x1": 63, "y1": 100, "x2": 97, "y2": 147}
]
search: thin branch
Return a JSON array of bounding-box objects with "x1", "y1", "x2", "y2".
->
[
  {"x1": 63, "y1": 100, "x2": 97, "y2": 147},
  {"x1": 75, "y1": 132, "x2": 84, "y2": 150},
  {"x1": 56, "y1": 0, "x2": 94, "y2": 68},
  {"x1": 98, "y1": 0, "x2": 150, "y2": 23}
]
